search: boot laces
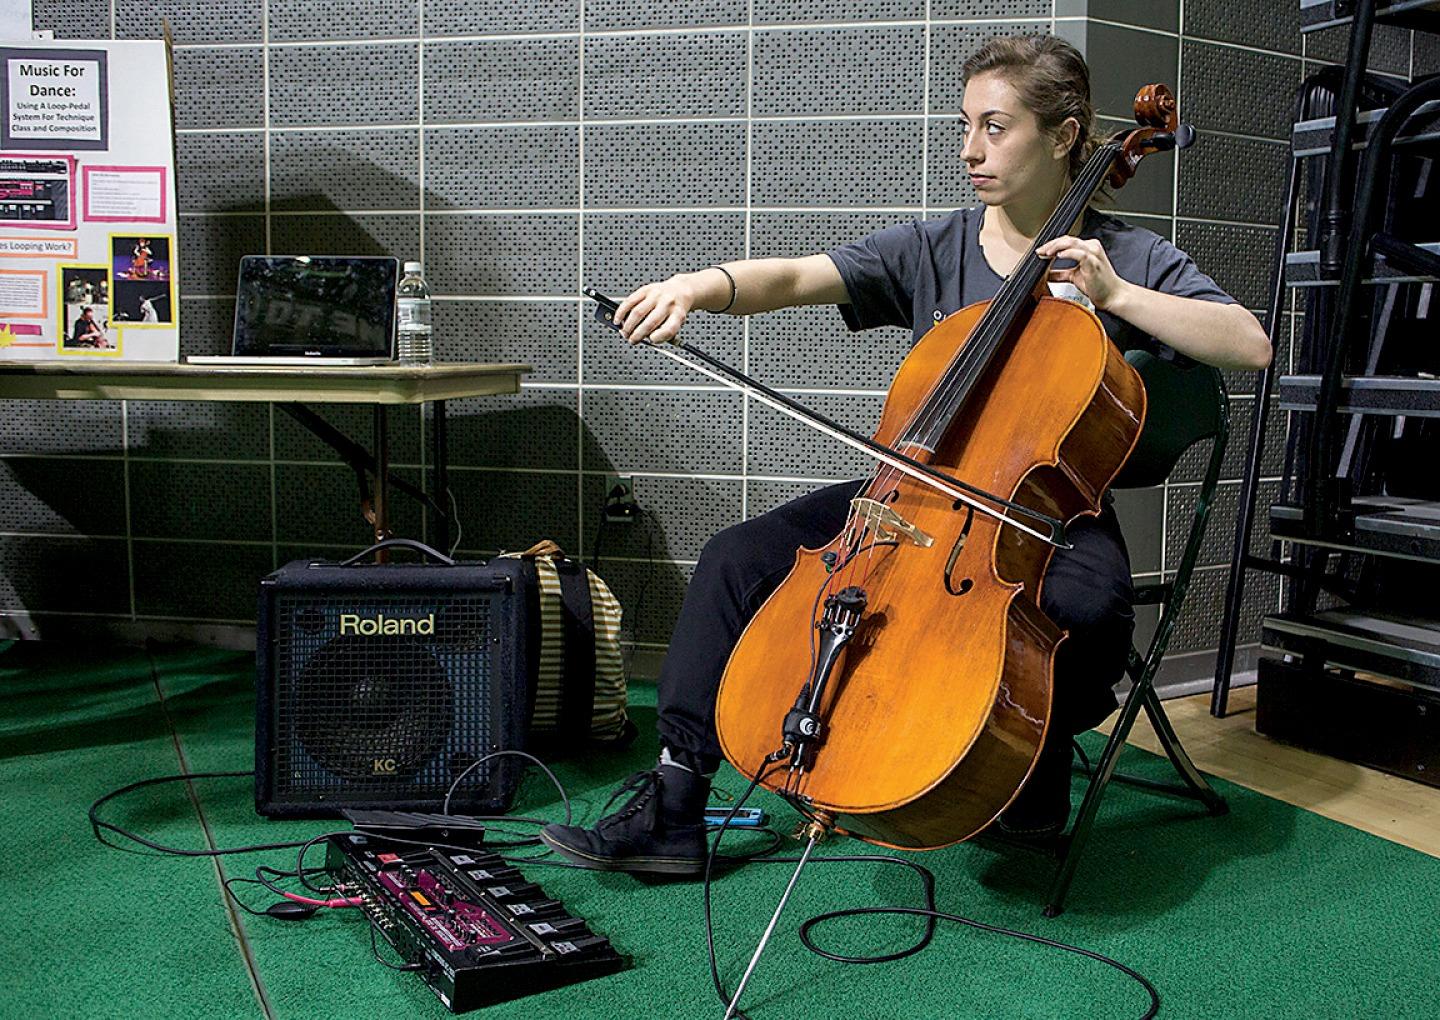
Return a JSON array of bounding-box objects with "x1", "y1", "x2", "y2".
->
[{"x1": 595, "y1": 769, "x2": 662, "y2": 834}]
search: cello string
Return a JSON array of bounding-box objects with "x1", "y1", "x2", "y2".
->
[{"x1": 904, "y1": 145, "x2": 1119, "y2": 460}]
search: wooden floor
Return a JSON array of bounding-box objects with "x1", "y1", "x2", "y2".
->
[{"x1": 1105, "y1": 685, "x2": 1440, "y2": 859}]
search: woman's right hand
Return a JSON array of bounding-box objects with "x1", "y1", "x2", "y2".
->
[{"x1": 613, "y1": 276, "x2": 696, "y2": 345}]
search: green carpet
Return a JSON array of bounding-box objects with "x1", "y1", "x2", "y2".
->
[{"x1": 3, "y1": 641, "x2": 1438, "y2": 1019}]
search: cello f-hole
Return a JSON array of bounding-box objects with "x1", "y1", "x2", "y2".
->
[{"x1": 944, "y1": 505, "x2": 975, "y2": 597}]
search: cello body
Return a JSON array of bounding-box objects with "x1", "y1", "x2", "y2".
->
[{"x1": 714, "y1": 296, "x2": 1146, "y2": 849}]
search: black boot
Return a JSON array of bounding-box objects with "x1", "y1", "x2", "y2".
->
[
  {"x1": 994, "y1": 739, "x2": 1074, "y2": 841},
  {"x1": 540, "y1": 763, "x2": 710, "y2": 876}
]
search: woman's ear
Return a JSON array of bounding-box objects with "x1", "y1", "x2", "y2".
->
[{"x1": 1053, "y1": 116, "x2": 1081, "y2": 160}]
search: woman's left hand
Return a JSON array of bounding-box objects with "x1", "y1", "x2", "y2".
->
[{"x1": 1035, "y1": 235, "x2": 1130, "y2": 312}]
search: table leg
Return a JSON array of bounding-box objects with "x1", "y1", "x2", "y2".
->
[
  {"x1": 432, "y1": 399, "x2": 450, "y2": 554},
  {"x1": 373, "y1": 404, "x2": 390, "y2": 560}
]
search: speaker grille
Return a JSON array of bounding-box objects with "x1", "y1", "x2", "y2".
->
[{"x1": 271, "y1": 591, "x2": 512, "y2": 810}]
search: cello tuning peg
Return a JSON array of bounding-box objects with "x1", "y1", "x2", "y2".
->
[{"x1": 1173, "y1": 124, "x2": 1197, "y2": 149}]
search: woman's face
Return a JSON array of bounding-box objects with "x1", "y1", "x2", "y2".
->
[{"x1": 958, "y1": 72, "x2": 1075, "y2": 209}]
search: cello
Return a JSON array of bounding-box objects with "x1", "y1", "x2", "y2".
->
[{"x1": 701, "y1": 84, "x2": 1192, "y2": 849}]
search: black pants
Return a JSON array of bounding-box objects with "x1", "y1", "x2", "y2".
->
[{"x1": 655, "y1": 480, "x2": 1135, "y2": 773}]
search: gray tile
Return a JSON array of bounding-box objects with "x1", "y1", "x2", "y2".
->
[
  {"x1": 268, "y1": 0, "x2": 417, "y2": 41},
  {"x1": 753, "y1": 26, "x2": 925, "y2": 117},
  {"x1": 581, "y1": 389, "x2": 743, "y2": 474},
  {"x1": 176, "y1": 133, "x2": 266, "y2": 214},
  {"x1": 269, "y1": 213, "x2": 420, "y2": 263},
  {"x1": 271, "y1": 128, "x2": 420, "y2": 212},
  {"x1": 423, "y1": 38, "x2": 578, "y2": 123},
  {"x1": 0, "y1": 536, "x2": 129, "y2": 614},
  {"x1": 751, "y1": 210, "x2": 911, "y2": 257},
  {"x1": 180, "y1": 298, "x2": 237, "y2": 359},
  {"x1": 1180, "y1": 40, "x2": 1300, "y2": 140},
  {"x1": 442, "y1": 386, "x2": 579, "y2": 471},
  {"x1": 422, "y1": 0, "x2": 578, "y2": 35},
  {"x1": 446, "y1": 468, "x2": 578, "y2": 556},
  {"x1": 755, "y1": 0, "x2": 925, "y2": 21},
  {"x1": 424, "y1": 213, "x2": 577, "y2": 295},
  {"x1": 1175, "y1": 219, "x2": 1275, "y2": 310},
  {"x1": 927, "y1": 118, "x2": 982, "y2": 209},
  {"x1": 129, "y1": 461, "x2": 272, "y2": 541},
  {"x1": 1304, "y1": 22, "x2": 1413, "y2": 76},
  {"x1": 172, "y1": 46, "x2": 263, "y2": 130},
  {"x1": 582, "y1": 306, "x2": 744, "y2": 387},
  {"x1": 425, "y1": 126, "x2": 577, "y2": 210},
  {"x1": 274, "y1": 404, "x2": 422, "y2": 464},
  {"x1": 582, "y1": 473, "x2": 743, "y2": 562},
  {"x1": 586, "y1": 0, "x2": 746, "y2": 30},
  {"x1": 116, "y1": 0, "x2": 262, "y2": 43},
  {"x1": 929, "y1": 22, "x2": 1053, "y2": 113},
  {"x1": 0, "y1": 401, "x2": 123, "y2": 455},
  {"x1": 582, "y1": 212, "x2": 745, "y2": 306},
  {"x1": 1067, "y1": 0, "x2": 1178, "y2": 33},
  {"x1": 127, "y1": 401, "x2": 270, "y2": 461},
  {"x1": 274, "y1": 463, "x2": 423, "y2": 545},
  {"x1": 1182, "y1": 0, "x2": 1297, "y2": 54},
  {"x1": 584, "y1": 32, "x2": 746, "y2": 120},
  {"x1": 0, "y1": 457, "x2": 125, "y2": 536},
  {"x1": 269, "y1": 43, "x2": 419, "y2": 127},
  {"x1": 178, "y1": 215, "x2": 265, "y2": 295},
  {"x1": 751, "y1": 119, "x2": 923, "y2": 206},
  {"x1": 1169, "y1": 561, "x2": 1280, "y2": 652},
  {"x1": 746, "y1": 391, "x2": 883, "y2": 478},
  {"x1": 589, "y1": 557, "x2": 693, "y2": 644},
  {"x1": 432, "y1": 300, "x2": 577, "y2": 384},
  {"x1": 32, "y1": 0, "x2": 110, "y2": 38},
  {"x1": 132, "y1": 540, "x2": 273, "y2": 620},
  {"x1": 1111, "y1": 485, "x2": 1163, "y2": 574},
  {"x1": 583, "y1": 122, "x2": 744, "y2": 208},
  {"x1": 1177, "y1": 133, "x2": 1287, "y2": 225},
  {"x1": 748, "y1": 304, "x2": 909, "y2": 390}
]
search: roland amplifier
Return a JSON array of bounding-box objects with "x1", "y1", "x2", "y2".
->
[{"x1": 255, "y1": 540, "x2": 533, "y2": 818}]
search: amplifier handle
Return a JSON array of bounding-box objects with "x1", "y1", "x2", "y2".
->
[{"x1": 338, "y1": 538, "x2": 457, "y2": 567}]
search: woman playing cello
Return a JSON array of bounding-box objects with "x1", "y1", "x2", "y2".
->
[{"x1": 542, "y1": 33, "x2": 1269, "y2": 874}]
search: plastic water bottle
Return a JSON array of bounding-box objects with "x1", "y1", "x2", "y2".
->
[{"x1": 396, "y1": 261, "x2": 433, "y2": 364}]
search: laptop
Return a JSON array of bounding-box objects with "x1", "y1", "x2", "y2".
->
[{"x1": 187, "y1": 255, "x2": 399, "y2": 366}]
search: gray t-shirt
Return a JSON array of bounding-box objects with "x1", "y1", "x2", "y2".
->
[{"x1": 826, "y1": 206, "x2": 1236, "y2": 363}]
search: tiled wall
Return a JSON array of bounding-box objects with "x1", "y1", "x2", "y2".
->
[{"x1": 7, "y1": 2, "x2": 1437, "y2": 683}]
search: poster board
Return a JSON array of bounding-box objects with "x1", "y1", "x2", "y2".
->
[{"x1": 0, "y1": 39, "x2": 179, "y2": 361}]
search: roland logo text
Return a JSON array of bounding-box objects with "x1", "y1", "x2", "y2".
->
[{"x1": 339, "y1": 612, "x2": 435, "y2": 636}]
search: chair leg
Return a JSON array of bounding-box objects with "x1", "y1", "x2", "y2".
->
[
  {"x1": 1141, "y1": 685, "x2": 1228, "y2": 815},
  {"x1": 1044, "y1": 680, "x2": 1148, "y2": 918}
]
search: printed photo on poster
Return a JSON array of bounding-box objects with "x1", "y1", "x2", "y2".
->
[
  {"x1": 0, "y1": 153, "x2": 76, "y2": 229},
  {"x1": 59, "y1": 264, "x2": 117, "y2": 354},
  {"x1": 112, "y1": 233, "x2": 169, "y2": 282},
  {"x1": 109, "y1": 232, "x2": 174, "y2": 325}
]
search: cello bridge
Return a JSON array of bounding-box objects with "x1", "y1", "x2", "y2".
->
[{"x1": 850, "y1": 497, "x2": 933, "y2": 548}]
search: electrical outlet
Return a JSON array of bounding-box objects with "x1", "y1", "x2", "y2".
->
[{"x1": 603, "y1": 474, "x2": 639, "y2": 522}]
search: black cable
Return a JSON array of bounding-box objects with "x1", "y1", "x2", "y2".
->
[
  {"x1": 88, "y1": 771, "x2": 312, "y2": 857},
  {"x1": 370, "y1": 922, "x2": 423, "y2": 972},
  {"x1": 703, "y1": 756, "x2": 1160, "y2": 1020}
]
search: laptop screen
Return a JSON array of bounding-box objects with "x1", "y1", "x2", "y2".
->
[{"x1": 232, "y1": 255, "x2": 398, "y2": 358}]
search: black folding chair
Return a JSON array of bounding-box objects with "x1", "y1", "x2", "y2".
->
[{"x1": 1044, "y1": 349, "x2": 1232, "y2": 917}]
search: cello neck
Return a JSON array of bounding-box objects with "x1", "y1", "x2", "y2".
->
[{"x1": 895, "y1": 140, "x2": 1123, "y2": 452}]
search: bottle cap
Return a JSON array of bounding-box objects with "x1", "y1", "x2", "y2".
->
[{"x1": 403, "y1": 261, "x2": 422, "y2": 273}]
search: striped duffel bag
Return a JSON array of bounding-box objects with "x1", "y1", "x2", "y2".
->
[{"x1": 501, "y1": 540, "x2": 635, "y2": 750}]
